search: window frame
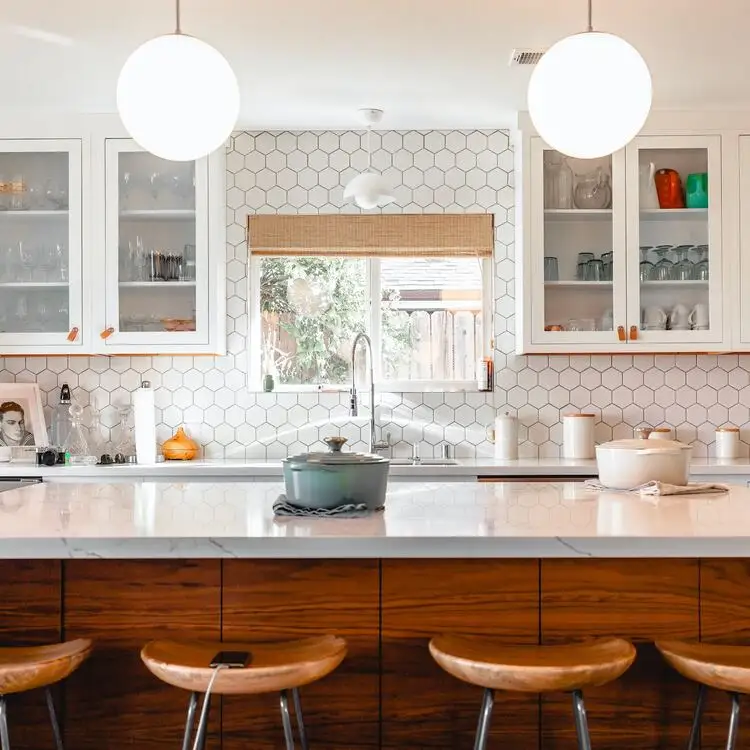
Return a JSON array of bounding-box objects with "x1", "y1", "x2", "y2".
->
[{"x1": 247, "y1": 254, "x2": 494, "y2": 393}]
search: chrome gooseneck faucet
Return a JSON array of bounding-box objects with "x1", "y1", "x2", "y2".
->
[{"x1": 349, "y1": 333, "x2": 387, "y2": 454}]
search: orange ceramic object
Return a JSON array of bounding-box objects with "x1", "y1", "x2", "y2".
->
[
  {"x1": 654, "y1": 168, "x2": 684, "y2": 209},
  {"x1": 162, "y1": 426, "x2": 199, "y2": 460}
]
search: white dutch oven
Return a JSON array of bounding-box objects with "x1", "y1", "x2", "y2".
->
[{"x1": 596, "y1": 438, "x2": 692, "y2": 489}]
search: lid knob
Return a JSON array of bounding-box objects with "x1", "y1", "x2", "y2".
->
[{"x1": 323, "y1": 436, "x2": 348, "y2": 453}]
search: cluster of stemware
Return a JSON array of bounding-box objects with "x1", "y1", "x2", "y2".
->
[{"x1": 639, "y1": 244, "x2": 709, "y2": 283}]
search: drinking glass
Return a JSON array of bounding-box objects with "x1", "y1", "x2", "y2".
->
[
  {"x1": 543, "y1": 256, "x2": 559, "y2": 281},
  {"x1": 129, "y1": 236, "x2": 148, "y2": 281},
  {"x1": 19, "y1": 243, "x2": 37, "y2": 282},
  {"x1": 577, "y1": 252, "x2": 595, "y2": 266},
  {"x1": 39, "y1": 245, "x2": 57, "y2": 282},
  {"x1": 652, "y1": 248, "x2": 674, "y2": 282},
  {"x1": 9, "y1": 174, "x2": 26, "y2": 210},
  {"x1": 44, "y1": 179, "x2": 68, "y2": 210},
  {"x1": 576, "y1": 262, "x2": 586, "y2": 281},
  {"x1": 695, "y1": 247, "x2": 709, "y2": 280},
  {"x1": 584, "y1": 258, "x2": 604, "y2": 281},
  {"x1": 0, "y1": 174, "x2": 8, "y2": 210},
  {"x1": 149, "y1": 172, "x2": 161, "y2": 201},
  {"x1": 670, "y1": 248, "x2": 695, "y2": 281},
  {"x1": 639, "y1": 259, "x2": 655, "y2": 282},
  {"x1": 601, "y1": 252, "x2": 613, "y2": 281},
  {"x1": 120, "y1": 171, "x2": 132, "y2": 206}
]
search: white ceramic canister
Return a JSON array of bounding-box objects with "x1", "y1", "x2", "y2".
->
[
  {"x1": 716, "y1": 426, "x2": 740, "y2": 459},
  {"x1": 562, "y1": 413, "x2": 596, "y2": 459},
  {"x1": 648, "y1": 426, "x2": 673, "y2": 441},
  {"x1": 492, "y1": 412, "x2": 518, "y2": 460}
]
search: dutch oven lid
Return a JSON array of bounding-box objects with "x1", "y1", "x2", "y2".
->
[
  {"x1": 597, "y1": 438, "x2": 691, "y2": 452},
  {"x1": 284, "y1": 436, "x2": 388, "y2": 465}
]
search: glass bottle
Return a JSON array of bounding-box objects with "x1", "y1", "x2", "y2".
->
[
  {"x1": 63, "y1": 403, "x2": 96, "y2": 464},
  {"x1": 112, "y1": 404, "x2": 136, "y2": 458}
]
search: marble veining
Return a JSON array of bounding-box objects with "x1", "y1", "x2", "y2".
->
[{"x1": 0, "y1": 480, "x2": 749, "y2": 559}]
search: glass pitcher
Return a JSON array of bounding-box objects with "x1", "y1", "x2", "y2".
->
[
  {"x1": 573, "y1": 167, "x2": 610, "y2": 210},
  {"x1": 545, "y1": 155, "x2": 574, "y2": 209}
]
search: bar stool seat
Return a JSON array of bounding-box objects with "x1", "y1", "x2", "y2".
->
[
  {"x1": 656, "y1": 639, "x2": 750, "y2": 750},
  {"x1": 656, "y1": 640, "x2": 750, "y2": 694},
  {"x1": 0, "y1": 638, "x2": 92, "y2": 750},
  {"x1": 430, "y1": 635, "x2": 635, "y2": 750},
  {"x1": 142, "y1": 635, "x2": 347, "y2": 750},
  {"x1": 0, "y1": 639, "x2": 92, "y2": 695},
  {"x1": 430, "y1": 635, "x2": 635, "y2": 693}
]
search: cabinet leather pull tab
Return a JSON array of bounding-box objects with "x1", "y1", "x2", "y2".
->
[
  {"x1": 617, "y1": 325, "x2": 626, "y2": 342},
  {"x1": 67, "y1": 327, "x2": 79, "y2": 342},
  {"x1": 100, "y1": 327, "x2": 115, "y2": 340},
  {"x1": 629, "y1": 325, "x2": 639, "y2": 341}
]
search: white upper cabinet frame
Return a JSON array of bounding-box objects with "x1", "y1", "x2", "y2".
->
[{"x1": 0, "y1": 138, "x2": 86, "y2": 355}]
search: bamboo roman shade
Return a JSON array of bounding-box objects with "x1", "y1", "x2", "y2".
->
[{"x1": 247, "y1": 214, "x2": 494, "y2": 258}]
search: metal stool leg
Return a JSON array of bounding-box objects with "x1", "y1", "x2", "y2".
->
[
  {"x1": 193, "y1": 694, "x2": 211, "y2": 750},
  {"x1": 181, "y1": 692, "x2": 199, "y2": 750},
  {"x1": 473, "y1": 688, "x2": 494, "y2": 750},
  {"x1": 45, "y1": 688, "x2": 63, "y2": 750},
  {"x1": 292, "y1": 688, "x2": 309, "y2": 750},
  {"x1": 572, "y1": 690, "x2": 592, "y2": 750},
  {"x1": 279, "y1": 690, "x2": 295, "y2": 750},
  {"x1": 727, "y1": 692, "x2": 741, "y2": 750},
  {"x1": 0, "y1": 695, "x2": 9, "y2": 750},
  {"x1": 687, "y1": 684, "x2": 706, "y2": 750}
]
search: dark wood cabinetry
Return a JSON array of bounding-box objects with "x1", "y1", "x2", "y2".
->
[{"x1": 0, "y1": 558, "x2": 746, "y2": 749}]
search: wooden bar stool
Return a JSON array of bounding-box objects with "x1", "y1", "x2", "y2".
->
[
  {"x1": 141, "y1": 635, "x2": 347, "y2": 750},
  {"x1": 656, "y1": 640, "x2": 750, "y2": 750},
  {"x1": 429, "y1": 635, "x2": 635, "y2": 750},
  {"x1": 0, "y1": 638, "x2": 92, "y2": 750}
]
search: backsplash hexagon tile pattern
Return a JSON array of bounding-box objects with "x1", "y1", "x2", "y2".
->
[{"x1": 1, "y1": 130, "x2": 749, "y2": 459}]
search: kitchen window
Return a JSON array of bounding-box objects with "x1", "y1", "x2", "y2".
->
[{"x1": 247, "y1": 214, "x2": 494, "y2": 391}]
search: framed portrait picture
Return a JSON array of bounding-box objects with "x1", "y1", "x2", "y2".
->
[{"x1": 0, "y1": 384, "x2": 48, "y2": 448}]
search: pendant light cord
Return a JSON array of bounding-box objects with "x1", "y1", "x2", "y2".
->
[
  {"x1": 175, "y1": 0, "x2": 182, "y2": 34},
  {"x1": 586, "y1": 0, "x2": 593, "y2": 32},
  {"x1": 367, "y1": 125, "x2": 372, "y2": 170}
]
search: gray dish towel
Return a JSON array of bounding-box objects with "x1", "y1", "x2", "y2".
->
[
  {"x1": 273, "y1": 495, "x2": 384, "y2": 518},
  {"x1": 584, "y1": 479, "x2": 729, "y2": 496}
]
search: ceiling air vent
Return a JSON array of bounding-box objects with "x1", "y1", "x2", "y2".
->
[{"x1": 509, "y1": 48, "x2": 546, "y2": 67}]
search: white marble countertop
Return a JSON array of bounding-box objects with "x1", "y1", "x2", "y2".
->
[
  {"x1": 3, "y1": 456, "x2": 750, "y2": 480},
  {"x1": 1, "y1": 479, "x2": 750, "y2": 559}
]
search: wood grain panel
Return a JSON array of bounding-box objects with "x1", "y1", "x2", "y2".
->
[
  {"x1": 381, "y1": 559, "x2": 539, "y2": 750},
  {"x1": 699, "y1": 559, "x2": 750, "y2": 749},
  {"x1": 222, "y1": 559, "x2": 379, "y2": 750},
  {"x1": 541, "y1": 559, "x2": 699, "y2": 750},
  {"x1": 63, "y1": 560, "x2": 220, "y2": 750},
  {"x1": 0, "y1": 561, "x2": 61, "y2": 750}
]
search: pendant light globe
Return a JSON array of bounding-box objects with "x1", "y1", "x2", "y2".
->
[
  {"x1": 117, "y1": 4, "x2": 239, "y2": 162},
  {"x1": 528, "y1": 28, "x2": 651, "y2": 159}
]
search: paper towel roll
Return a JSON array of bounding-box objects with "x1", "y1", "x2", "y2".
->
[
  {"x1": 494, "y1": 412, "x2": 518, "y2": 460},
  {"x1": 133, "y1": 381, "x2": 157, "y2": 465}
]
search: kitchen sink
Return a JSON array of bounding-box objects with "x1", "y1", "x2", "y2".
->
[{"x1": 388, "y1": 458, "x2": 459, "y2": 466}]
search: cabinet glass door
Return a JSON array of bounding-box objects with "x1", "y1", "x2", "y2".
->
[
  {"x1": 626, "y1": 135, "x2": 722, "y2": 346},
  {"x1": 103, "y1": 139, "x2": 209, "y2": 348},
  {"x1": 0, "y1": 140, "x2": 82, "y2": 348},
  {"x1": 530, "y1": 137, "x2": 627, "y2": 347}
]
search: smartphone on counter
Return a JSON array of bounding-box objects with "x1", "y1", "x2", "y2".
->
[{"x1": 209, "y1": 650, "x2": 251, "y2": 668}]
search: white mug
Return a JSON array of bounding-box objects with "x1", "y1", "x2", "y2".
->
[
  {"x1": 689, "y1": 303, "x2": 709, "y2": 328},
  {"x1": 643, "y1": 306, "x2": 667, "y2": 327},
  {"x1": 669, "y1": 303, "x2": 690, "y2": 328}
]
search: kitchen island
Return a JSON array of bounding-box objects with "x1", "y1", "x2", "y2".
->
[{"x1": 2, "y1": 480, "x2": 750, "y2": 749}]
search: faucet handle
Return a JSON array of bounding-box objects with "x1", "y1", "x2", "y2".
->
[
  {"x1": 349, "y1": 387, "x2": 358, "y2": 417},
  {"x1": 411, "y1": 442, "x2": 421, "y2": 463}
]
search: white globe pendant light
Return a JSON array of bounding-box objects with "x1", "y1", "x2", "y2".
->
[
  {"x1": 343, "y1": 108, "x2": 396, "y2": 210},
  {"x1": 117, "y1": 0, "x2": 240, "y2": 161},
  {"x1": 528, "y1": 0, "x2": 651, "y2": 159}
]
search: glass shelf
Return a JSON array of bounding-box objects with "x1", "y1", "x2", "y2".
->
[
  {"x1": 0, "y1": 210, "x2": 68, "y2": 218},
  {"x1": 119, "y1": 209, "x2": 196, "y2": 221},
  {"x1": 640, "y1": 208, "x2": 708, "y2": 222},
  {"x1": 543, "y1": 209, "x2": 612, "y2": 222},
  {"x1": 0, "y1": 281, "x2": 69, "y2": 288},
  {"x1": 118, "y1": 281, "x2": 196, "y2": 288}
]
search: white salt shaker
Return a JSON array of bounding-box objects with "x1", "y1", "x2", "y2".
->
[
  {"x1": 715, "y1": 426, "x2": 740, "y2": 459},
  {"x1": 492, "y1": 412, "x2": 518, "y2": 460},
  {"x1": 562, "y1": 413, "x2": 595, "y2": 459}
]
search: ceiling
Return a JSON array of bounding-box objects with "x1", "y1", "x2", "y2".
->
[{"x1": 1, "y1": 0, "x2": 747, "y2": 130}]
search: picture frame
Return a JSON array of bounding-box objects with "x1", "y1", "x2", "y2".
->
[{"x1": 0, "y1": 384, "x2": 48, "y2": 448}]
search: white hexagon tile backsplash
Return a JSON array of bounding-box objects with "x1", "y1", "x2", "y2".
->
[{"x1": 1, "y1": 130, "x2": 749, "y2": 458}]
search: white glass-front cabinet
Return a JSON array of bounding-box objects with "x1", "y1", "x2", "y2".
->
[
  {"x1": 625, "y1": 135, "x2": 723, "y2": 349},
  {"x1": 0, "y1": 139, "x2": 84, "y2": 355},
  {"x1": 97, "y1": 139, "x2": 225, "y2": 354},
  {"x1": 521, "y1": 133, "x2": 726, "y2": 353}
]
